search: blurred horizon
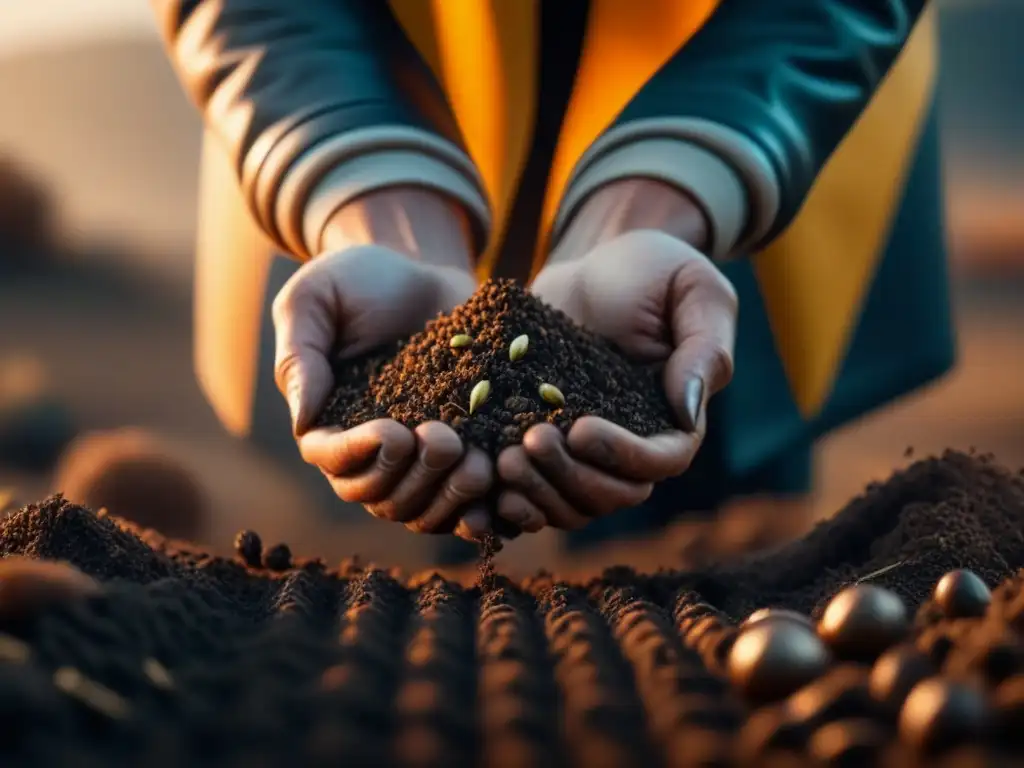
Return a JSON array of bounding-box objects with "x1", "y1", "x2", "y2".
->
[{"x1": 0, "y1": 0, "x2": 1022, "y2": 289}]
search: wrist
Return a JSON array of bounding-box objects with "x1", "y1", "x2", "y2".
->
[
  {"x1": 549, "y1": 178, "x2": 710, "y2": 265},
  {"x1": 319, "y1": 187, "x2": 476, "y2": 273}
]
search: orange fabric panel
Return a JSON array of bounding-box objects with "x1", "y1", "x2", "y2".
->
[
  {"x1": 390, "y1": 0, "x2": 539, "y2": 280},
  {"x1": 534, "y1": 0, "x2": 721, "y2": 277}
]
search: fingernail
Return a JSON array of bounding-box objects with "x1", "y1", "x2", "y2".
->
[
  {"x1": 680, "y1": 377, "x2": 705, "y2": 433},
  {"x1": 286, "y1": 378, "x2": 304, "y2": 434}
]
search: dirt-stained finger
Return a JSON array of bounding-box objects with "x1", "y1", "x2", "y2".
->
[
  {"x1": 407, "y1": 447, "x2": 493, "y2": 534},
  {"x1": 567, "y1": 418, "x2": 698, "y2": 482},
  {"x1": 302, "y1": 421, "x2": 416, "y2": 503},
  {"x1": 523, "y1": 424, "x2": 653, "y2": 517},
  {"x1": 497, "y1": 446, "x2": 589, "y2": 531},
  {"x1": 365, "y1": 422, "x2": 464, "y2": 522}
]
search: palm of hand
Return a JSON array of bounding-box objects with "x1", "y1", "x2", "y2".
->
[
  {"x1": 493, "y1": 230, "x2": 738, "y2": 534},
  {"x1": 274, "y1": 245, "x2": 492, "y2": 541}
]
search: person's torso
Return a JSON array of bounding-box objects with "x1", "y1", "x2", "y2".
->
[{"x1": 195, "y1": 1, "x2": 955, "y2": 484}]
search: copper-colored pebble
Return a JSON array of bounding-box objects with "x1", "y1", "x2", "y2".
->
[
  {"x1": 933, "y1": 569, "x2": 992, "y2": 620},
  {"x1": 263, "y1": 543, "x2": 292, "y2": 572},
  {"x1": 869, "y1": 645, "x2": 933, "y2": 712},
  {"x1": 728, "y1": 619, "x2": 832, "y2": 704},
  {"x1": 818, "y1": 584, "x2": 909, "y2": 661},
  {"x1": 233, "y1": 529, "x2": 263, "y2": 568},
  {"x1": 899, "y1": 678, "x2": 989, "y2": 753},
  {"x1": 743, "y1": 608, "x2": 814, "y2": 630},
  {"x1": 808, "y1": 718, "x2": 886, "y2": 768}
]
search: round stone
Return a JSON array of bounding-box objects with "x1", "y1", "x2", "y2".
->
[
  {"x1": 869, "y1": 645, "x2": 934, "y2": 713},
  {"x1": 728, "y1": 619, "x2": 832, "y2": 704},
  {"x1": 234, "y1": 530, "x2": 263, "y2": 568},
  {"x1": 809, "y1": 719, "x2": 886, "y2": 768},
  {"x1": 899, "y1": 678, "x2": 989, "y2": 753},
  {"x1": 933, "y1": 570, "x2": 991, "y2": 620},
  {"x1": 264, "y1": 543, "x2": 292, "y2": 572},
  {"x1": 818, "y1": 585, "x2": 909, "y2": 661},
  {"x1": 743, "y1": 608, "x2": 815, "y2": 630}
]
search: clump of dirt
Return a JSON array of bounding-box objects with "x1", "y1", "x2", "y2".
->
[
  {"x1": 316, "y1": 279, "x2": 675, "y2": 457},
  {"x1": 0, "y1": 451, "x2": 1022, "y2": 765}
]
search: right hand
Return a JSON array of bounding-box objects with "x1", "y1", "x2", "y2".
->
[{"x1": 273, "y1": 244, "x2": 494, "y2": 540}]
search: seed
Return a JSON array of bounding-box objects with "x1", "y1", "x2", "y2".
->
[
  {"x1": 538, "y1": 383, "x2": 565, "y2": 408},
  {"x1": 509, "y1": 334, "x2": 529, "y2": 362},
  {"x1": 469, "y1": 380, "x2": 491, "y2": 414},
  {"x1": 53, "y1": 666, "x2": 130, "y2": 720},
  {"x1": 449, "y1": 334, "x2": 472, "y2": 349},
  {"x1": 143, "y1": 658, "x2": 174, "y2": 690}
]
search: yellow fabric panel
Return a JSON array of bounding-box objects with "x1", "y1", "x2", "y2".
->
[
  {"x1": 390, "y1": 0, "x2": 539, "y2": 280},
  {"x1": 534, "y1": 0, "x2": 721, "y2": 277},
  {"x1": 753, "y1": 5, "x2": 938, "y2": 418}
]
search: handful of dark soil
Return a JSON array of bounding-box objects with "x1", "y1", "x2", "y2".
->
[{"x1": 316, "y1": 279, "x2": 674, "y2": 456}]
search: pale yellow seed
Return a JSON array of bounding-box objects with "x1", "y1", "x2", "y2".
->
[
  {"x1": 449, "y1": 334, "x2": 473, "y2": 349},
  {"x1": 469, "y1": 380, "x2": 491, "y2": 415},
  {"x1": 53, "y1": 667, "x2": 130, "y2": 720},
  {"x1": 538, "y1": 383, "x2": 565, "y2": 408},
  {"x1": 509, "y1": 334, "x2": 529, "y2": 362},
  {"x1": 143, "y1": 658, "x2": 174, "y2": 690}
]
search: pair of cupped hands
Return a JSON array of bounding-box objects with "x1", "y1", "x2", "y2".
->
[{"x1": 273, "y1": 180, "x2": 738, "y2": 542}]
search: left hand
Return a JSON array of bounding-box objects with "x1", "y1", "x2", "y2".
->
[{"x1": 495, "y1": 224, "x2": 738, "y2": 533}]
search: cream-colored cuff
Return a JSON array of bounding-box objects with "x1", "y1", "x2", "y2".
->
[
  {"x1": 554, "y1": 118, "x2": 781, "y2": 260},
  {"x1": 274, "y1": 126, "x2": 491, "y2": 260}
]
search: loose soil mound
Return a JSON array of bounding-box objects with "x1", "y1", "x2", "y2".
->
[
  {"x1": 317, "y1": 279, "x2": 674, "y2": 456},
  {"x1": 0, "y1": 451, "x2": 1023, "y2": 766}
]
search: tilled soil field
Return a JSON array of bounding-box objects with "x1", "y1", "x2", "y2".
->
[{"x1": 0, "y1": 451, "x2": 1024, "y2": 766}]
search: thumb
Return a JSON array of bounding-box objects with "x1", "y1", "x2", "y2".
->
[
  {"x1": 663, "y1": 260, "x2": 738, "y2": 432},
  {"x1": 272, "y1": 269, "x2": 338, "y2": 435}
]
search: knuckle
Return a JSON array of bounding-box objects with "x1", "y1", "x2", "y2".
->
[
  {"x1": 588, "y1": 435, "x2": 620, "y2": 471},
  {"x1": 711, "y1": 272, "x2": 739, "y2": 313},
  {"x1": 706, "y1": 342, "x2": 735, "y2": 388},
  {"x1": 442, "y1": 480, "x2": 472, "y2": 507},
  {"x1": 271, "y1": 282, "x2": 300, "y2": 325},
  {"x1": 273, "y1": 350, "x2": 302, "y2": 394}
]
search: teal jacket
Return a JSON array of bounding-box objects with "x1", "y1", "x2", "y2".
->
[{"x1": 153, "y1": 0, "x2": 952, "y2": 514}]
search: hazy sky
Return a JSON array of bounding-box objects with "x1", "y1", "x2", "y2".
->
[{"x1": 0, "y1": 0, "x2": 156, "y2": 59}]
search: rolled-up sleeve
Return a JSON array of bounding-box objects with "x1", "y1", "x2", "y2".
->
[
  {"x1": 553, "y1": 0, "x2": 930, "y2": 260},
  {"x1": 152, "y1": 0, "x2": 490, "y2": 260}
]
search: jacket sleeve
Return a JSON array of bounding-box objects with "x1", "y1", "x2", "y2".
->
[
  {"x1": 552, "y1": 0, "x2": 930, "y2": 260},
  {"x1": 151, "y1": 0, "x2": 490, "y2": 260}
]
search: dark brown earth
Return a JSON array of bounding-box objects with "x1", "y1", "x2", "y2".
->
[
  {"x1": 1, "y1": 450, "x2": 1024, "y2": 766},
  {"x1": 317, "y1": 279, "x2": 675, "y2": 458}
]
